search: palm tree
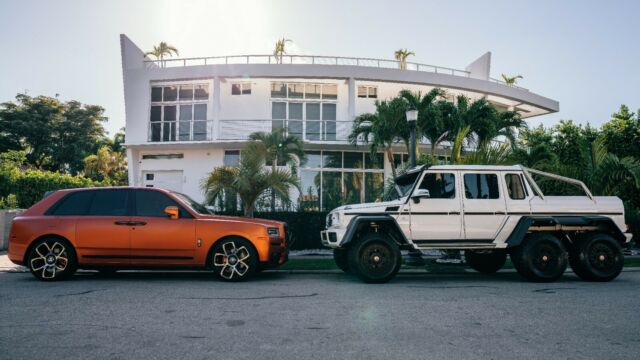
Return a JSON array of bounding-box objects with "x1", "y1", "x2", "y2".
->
[
  {"x1": 145, "y1": 42, "x2": 179, "y2": 67},
  {"x1": 249, "y1": 128, "x2": 306, "y2": 211},
  {"x1": 349, "y1": 97, "x2": 409, "y2": 178},
  {"x1": 399, "y1": 88, "x2": 448, "y2": 156},
  {"x1": 394, "y1": 49, "x2": 415, "y2": 70},
  {"x1": 83, "y1": 146, "x2": 127, "y2": 184},
  {"x1": 202, "y1": 142, "x2": 300, "y2": 217},
  {"x1": 501, "y1": 74, "x2": 523, "y2": 86},
  {"x1": 273, "y1": 38, "x2": 292, "y2": 64}
]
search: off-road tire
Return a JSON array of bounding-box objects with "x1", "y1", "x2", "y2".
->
[
  {"x1": 511, "y1": 233, "x2": 567, "y2": 282},
  {"x1": 465, "y1": 250, "x2": 507, "y2": 274},
  {"x1": 27, "y1": 237, "x2": 78, "y2": 281},
  {"x1": 333, "y1": 249, "x2": 350, "y2": 273},
  {"x1": 347, "y1": 233, "x2": 401, "y2": 284},
  {"x1": 569, "y1": 233, "x2": 623, "y2": 282}
]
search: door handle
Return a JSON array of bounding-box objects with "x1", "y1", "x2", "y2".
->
[
  {"x1": 114, "y1": 221, "x2": 131, "y2": 226},
  {"x1": 130, "y1": 221, "x2": 147, "y2": 226}
]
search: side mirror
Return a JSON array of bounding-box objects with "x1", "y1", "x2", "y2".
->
[
  {"x1": 164, "y1": 206, "x2": 180, "y2": 220},
  {"x1": 411, "y1": 189, "x2": 430, "y2": 203}
]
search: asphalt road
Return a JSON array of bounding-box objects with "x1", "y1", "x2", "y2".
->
[{"x1": 1, "y1": 269, "x2": 639, "y2": 360}]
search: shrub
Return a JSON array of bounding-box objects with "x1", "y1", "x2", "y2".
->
[
  {"x1": 12, "y1": 170, "x2": 104, "y2": 208},
  {"x1": 0, "y1": 194, "x2": 18, "y2": 209}
]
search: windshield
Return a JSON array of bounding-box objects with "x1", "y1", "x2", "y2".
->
[
  {"x1": 172, "y1": 192, "x2": 212, "y2": 215},
  {"x1": 391, "y1": 171, "x2": 421, "y2": 200}
]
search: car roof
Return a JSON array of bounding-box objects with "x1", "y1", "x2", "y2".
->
[
  {"x1": 427, "y1": 164, "x2": 524, "y2": 171},
  {"x1": 54, "y1": 186, "x2": 174, "y2": 194}
]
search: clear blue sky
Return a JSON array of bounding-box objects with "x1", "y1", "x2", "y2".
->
[{"x1": 1, "y1": 0, "x2": 638, "y2": 136}]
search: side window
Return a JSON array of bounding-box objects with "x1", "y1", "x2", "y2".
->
[
  {"x1": 135, "y1": 190, "x2": 191, "y2": 218},
  {"x1": 49, "y1": 191, "x2": 95, "y2": 215},
  {"x1": 87, "y1": 190, "x2": 130, "y2": 216},
  {"x1": 464, "y1": 173, "x2": 500, "y2": 199},
  {"x1": 418, "y1": 173, "x2": 456, "y2": 199},
  {"x1": 505, "y1": 173, "x2": 527, "y2": 200}
]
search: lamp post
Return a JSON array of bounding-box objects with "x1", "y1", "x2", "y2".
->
[{"x1": 406, "y1": 103, "x2": 418, "y2": 167}]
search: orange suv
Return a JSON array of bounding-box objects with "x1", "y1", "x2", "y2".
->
[{"x1": 7, "y1": 187, "x2": 288, "y2": 281}]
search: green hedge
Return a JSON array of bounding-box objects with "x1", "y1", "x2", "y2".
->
[
  {"x1": 3, "y1": 169, "x2": 104, "y2": 208},
  {"x1": 217, "y1": 211, "x2": 329, "y2": 250}
]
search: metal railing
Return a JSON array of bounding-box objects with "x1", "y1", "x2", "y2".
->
[
  {"x1": 143, "y1": 54, "x2": 472, "y2": 77},
  {"x1": 489, "y1": 77, "x2": 528, "y2": 91}
]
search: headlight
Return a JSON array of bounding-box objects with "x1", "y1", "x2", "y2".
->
[
  {"x1": 327, "y1": 212, "x2": 340, "y2": 227},
  {"x1": 267, "y1": 227, "x2": 280, "y2": 237}
]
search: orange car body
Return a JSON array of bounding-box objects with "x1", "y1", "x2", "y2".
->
[{"x1": 8, "y1": 187, "x2": 288, "y2": 271}]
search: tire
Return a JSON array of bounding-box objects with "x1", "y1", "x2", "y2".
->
[
  {"x1": 347, "y1": 233, "x2": 401, "y2": 284},
  {"x1": 27, "y1": 237, "x2": 77, "y2": 281},
  {"x1": 210, "y1": 237, "x2": 258, "y2": 282},
  {"x1": 511, "y1": 233, "x2": 567, "y2": 282},
  {"x1": 569, "y1": 233, "x2": 623, "y2": 282},
  {"x1": 333, "y1": 249, "x2": 350, "y2": 273},
  {"x1": 465, "y1": 250, "x2": 507, "y2": 274}
]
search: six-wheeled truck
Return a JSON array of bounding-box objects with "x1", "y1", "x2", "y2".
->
[{"x1": 321, "y1": 165, "x2": 633, "y2": 283}]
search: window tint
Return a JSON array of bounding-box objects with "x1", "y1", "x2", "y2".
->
[
  {"x1": 464, "y1": 173, "x2": 500, "y2": 199},
  {"x1": 50, "y1": 191, "x2": 95, "y2": 215},
  {"x1": 419, "y1": 173, "x2": 456, "y2": 199},
  {"x1": 87, "y1": 190, "x2": 130, "y2": 216},
  {"x1": 505, "y1": 174, "x2": 527, "y2": 200},
  {"x1": 135, "y1": 190, "x2": 190, "y2": 218}
]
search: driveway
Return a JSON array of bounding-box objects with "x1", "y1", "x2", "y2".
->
[{"x1": 1, "y1": 269, "x2": 639, "y2": 360}]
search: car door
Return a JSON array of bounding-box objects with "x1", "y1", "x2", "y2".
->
[
  {"x1": 129, "y1": 189, "x2": 196, "y2": 265},
  {"x1": 461, "y1": 172, "x2": 507, "y2": 240},
  {"x1": 74, "y1": 189, "x2": 132, "y2": 265},
  {"x1": 409, "y1": 170, "x2": 463, "y2": 241}
]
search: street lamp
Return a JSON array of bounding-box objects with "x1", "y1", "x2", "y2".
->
[{"x1": 406, "y1": 103, "x2": 418, "y2": 168}]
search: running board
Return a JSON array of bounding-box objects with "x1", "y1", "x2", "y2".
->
[{"x1": 413, "y1": 243, "x2": 496, "y2": 250}]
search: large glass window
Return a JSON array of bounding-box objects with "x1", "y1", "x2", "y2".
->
[
  {"x1": 365, "y1": 173, "x2": 384, "y2": 202},
  {"x1": 322, "y1": 172, "x2": 343, "y2": 211},
  {"x1": 135, "y1": 190, "x2": 189, "y2": 218},
  {"x1": 505, "y1": 173, "x2": 527, "y2": 200},
  {"x1": 150, "y1": 83, "x2": 209, "y2": 142},
  {"x1": 419, "y1": 173, "x2": 456, "y2": 199},
  {"x1": 49, "y1": 191, "x2": 95, "y2": 216},
  {"x1": 87, "y1": 190, "x2": 130, "y2": 216},
  {"x1": 464, "y1": 173, "x2": 500, "y2": 199},
  {"x1": 343, "y1": 172, "x2": 363, "y2": 205},
  {"x1": 300, "y1": 170, "x2": 321, "y2": 211}
]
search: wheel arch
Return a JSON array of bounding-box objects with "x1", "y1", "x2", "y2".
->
[
  {"x1": 23, "y1": 234, "x2": 75, "y2": 265},
  {"x1": 204, "y1": 234, "x2": 257, "y2": 268},
  {"x1": 340, "y1": 215, "x2": 410, "y2": 249}
]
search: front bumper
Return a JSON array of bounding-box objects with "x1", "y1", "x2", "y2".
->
[
  {"x1": 262, "y1": 236, "x2": 289, "y2": 268},
  {"x1": 321, "y1": 229, "x2": 344, "y2": 248}
]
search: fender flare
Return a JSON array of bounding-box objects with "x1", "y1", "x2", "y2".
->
[
  {"x1": 340, "y1": 215, "x2": 409, "y2": 247},
  {"x1": 505, "y1": 215, "x2": 627, "y2": 247}
]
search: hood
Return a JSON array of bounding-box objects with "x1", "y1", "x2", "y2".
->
[
  {"x1": 199, "y1": 214, "x2": 285, "y2": 227},
  {"x1": 332, "y1": 198, "x2": 406, "y2": 213}
]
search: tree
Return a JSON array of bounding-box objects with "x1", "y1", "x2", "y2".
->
[
  {"x1": 202, "y1": 142, "x2": 300, "y2": 217},
  {"x1": 248, "y1": 128, "x2": 306, "y2": 211},
  {"x1": 600, "y1": 105, "x2": 640, "y2": 159},
  {"x1": 501, "y1": 74, "x2": 523, "y2": 85},
  {"x1": 0, "y1": 94, "x2": 108, "y2": 173},
  {"x1": 145, "y1": 42, "x2": 179, "y2": 67},
  {"x1": 273, "y1": 38, "x2": 292, "y2": 64},
  {"x1": 399, "y1": 88, "x2": 447, "y2": 156},
  {"x1": 394, "y1": 49, "x2": 415, "y2": 70},
  {"x1": 349, "y1": 97, "x2": 409, "y2": 178},
  {"x1": 83, "y1": 145, "x2": 127, "y2": 185}
]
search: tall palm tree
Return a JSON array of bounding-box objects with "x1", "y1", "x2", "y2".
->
[
  {"x1": 349, "y1": 97, "x2": 409, "y2": 178},
  {"x1": 399, "y1": 88, "x2": 448, "y2": 156},
  {"x1": 249, "y1": 128, "x2": 306, "y2": 211},
  {"x1": 394, "y1": 49, "x2": 415, "y2": 70},
  {"x1": 145, "y1": 42, "x2": 179, "y2": 67},
  {"x1": 201, "y1": 142, "x2": 300, "y2": 217},
  {"x1": 273, "y1": 38, "x2": 292, "y2": 64},
  {"x1": 501, "y1": 74, "x2": 523, "y2": 86}
]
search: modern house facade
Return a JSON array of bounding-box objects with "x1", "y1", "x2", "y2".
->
[{"x1": 120, "y1": 34, "x2": 559, "y2": 210}]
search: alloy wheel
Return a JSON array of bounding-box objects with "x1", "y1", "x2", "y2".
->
[
  {"x1": 213, "y1": 241, "x2": 251, "y2": 280},
  {"x1": 30, "y1": 241, "x2": 69, "y2": 279}
]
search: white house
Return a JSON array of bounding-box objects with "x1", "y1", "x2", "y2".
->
[{"x1": 120, "y1": 34, "x2": 558, "y2": 210}]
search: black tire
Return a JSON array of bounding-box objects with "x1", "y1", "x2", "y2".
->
[
  {"x1": 347, "y1": 233, "x2": 401, "y2": 283},
  {"x1": 27, "y1": 237, "x2": 77, "y2": 281},
  {"x1": 511, "y1": 233, "x2": 567, "y2": 282},
  {"x1": 333, "y1": 249, "x2": 350, "y2": 273},
  {"x1": 465, "y1": 250, "x2": 507, "y2": 274},
  {"x1": 210, "y1": 237, "x2": 258, "y2": 282},
  {"x1": 569, "y1": 233, "x2": 623, "y2": 282}
]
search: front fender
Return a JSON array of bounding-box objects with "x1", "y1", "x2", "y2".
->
[{"x1": 339, "y1": 215, "x2": 409, "y2": 248}]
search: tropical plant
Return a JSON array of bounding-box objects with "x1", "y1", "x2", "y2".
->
[
  {"x1": 202, "y1": 142, "x2": 300, "y2": 217},
  {"x1": 83, "y1": 145, "x2": 127, "y2": 185},
  {"x1": 349, "y1": 97, "x2": 409, "y2": 178},
  {"x1": 249, "y1": 128, "x2": 306, "y2": 211},
  {"x1": 273, "y1": 37, "x2": 292, "y2": 64},
  {"x1": 145, "y1": 42, "x2": 179, "y2": 67},
  {"x1": 600, "y1": 105, "x2": 640, "y2": 159},
  {"x1": 394, "y1": 49, "x2": 415, "y2": 70},
  {"x1": 501, "y1": 74, "x2": 523, "y2": 86},
  {"x1": 399, "y1": 88, "x2": 447, "y2": 156}
]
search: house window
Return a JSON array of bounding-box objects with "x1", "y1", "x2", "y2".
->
[
  {"x1": 141, "y1": 154, "x2": 184, "y2": 160},
  {"x1": 357, "y1": 86, "x2": 377, "y2": 99},
  {"x1": 150, "y1": 83, "x2": 209, "y2": 142},
  {"x1": 223, "y1": 150, "x2": 240, "y2": 166},
  {"x1": 231, "y1": 83, "x2": 251, "y2": 95}
]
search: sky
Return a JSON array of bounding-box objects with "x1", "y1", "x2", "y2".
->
[{"x1": 1, "y1": 0, "x2": 639, "y2": 136}]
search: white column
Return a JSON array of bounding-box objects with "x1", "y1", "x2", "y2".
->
[
  {"x1": 213, "y1": 76, "x2": 221, "y2": 140},
  {"x1": 347, "y1": 77, "x2": 356, "y2": 121}
]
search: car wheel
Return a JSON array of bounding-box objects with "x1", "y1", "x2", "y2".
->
[
  {"x1": 465, "y1": 250, "x2": 507, "y2": 274},
  {"x1": 511, "y1": 233, "x2": 567, "y2": 282},
  {"x1": 347, "y1": 233, "x2": 401, "y2": 284},
  {"x1": 569, "y1": 233, "x2": 623, "y2": 282},
  {"x1": 333, "y1": 249, "x2": 350, "y2": 273},
  {"x1": 211, "y1": 237, "x2": 258, "y2": 282},
  {"x1": 27, "y1": 237, "x2": 77, "y2": 281}
]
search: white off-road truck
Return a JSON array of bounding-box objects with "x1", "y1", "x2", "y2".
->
[{"x1": 321, "y1": 165, "x2": 633, "y2": 283}]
